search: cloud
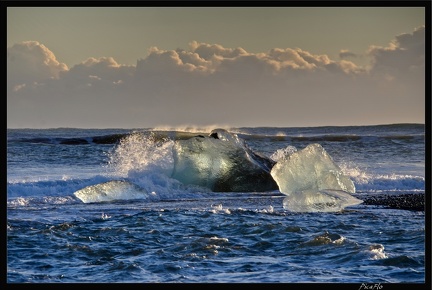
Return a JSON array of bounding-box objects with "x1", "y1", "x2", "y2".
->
[
  {"x1": 62, "y1": 57, "x2": 135, "y2": 88},
  {"x1": 367, "y1": 25, "x2": 425, "y2": 80},
  {"x1": 189, "y1": 41, "x2": 248, "y2": 60},
  {"x1": 339, "y1": 49, "x2": 357, "y2": 59},
  {"x1": 7, "y1": 27, "x2": 425, "y2": 128},
  {"x1": 7, "y1": 41, "x2": 68, "y2": 90}
]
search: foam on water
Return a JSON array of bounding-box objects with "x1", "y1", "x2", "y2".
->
[
  {"x1": 7, "y1": 175, "x2": 111, "y2": 198},
  {"x1": 365, "y1": 244, "x2": 388, "y2": 260},
  {"x1": 7, "y1": 196, "x2": 79, "y2": 207},
  {"x1": 340, "y1": 165, "x2": 425, "y2": 192}
]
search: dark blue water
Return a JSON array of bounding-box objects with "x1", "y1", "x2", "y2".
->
[{"x1": 6, "y1": 124, "x2": 427, "y2": 283}]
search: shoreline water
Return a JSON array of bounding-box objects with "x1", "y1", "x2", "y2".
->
[{"x1": 7, "y1": 124, "x2": 426, "y2": 283}]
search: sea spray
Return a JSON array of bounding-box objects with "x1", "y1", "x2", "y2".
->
[
  {"x1": 106, "y1": 131, "x2": 175, "y2": 177},
  {"x1": 104, "y1": 130, "x2": 211, "y2": 199}
]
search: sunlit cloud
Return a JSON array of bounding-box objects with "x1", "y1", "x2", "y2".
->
[
  {"x1": 7, "y1": 26, "x2": 425, "y2": 128},
  {"x1": 7, "y1": 41, "x2": 68, "y2": 90}
]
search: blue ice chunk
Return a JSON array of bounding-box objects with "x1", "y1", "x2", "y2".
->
[
  {"x1": 73, "y1": 180, "x2": 149, "y2": 203},
  {"x1": 171, "y1": 129, "x2": 278, "y2": 192},
  {"x1": 271, "y1": 143, "x2": 362, "y2": 212}
]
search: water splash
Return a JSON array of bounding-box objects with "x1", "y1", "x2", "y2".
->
[
  {"x1": 270, "y1": 145, "x2": 297, "y2": 162},
  {"x1": 106, "y1": 131, "x2": 175, "y2": 177},
  {"x1": 101, "y1": 131, "x2": 215, "y2": 199}
]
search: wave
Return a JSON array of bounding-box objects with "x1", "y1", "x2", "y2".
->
[
  {"x1": 8, "y1": 130, "x2": 227, "y2": 145},
  {"x1": 7, "y1": 195, "x2": 79, "y2": 207},
  {"x1": 345, "y1": 168, "x2": 425, "y2": 192},
  {"x1": 7, "y1": 126, "x2": 425, "y2": 208},
  {"x1": 8, "y1": 131, "x2": 425, "y2": 145},
  {"x1": 8, "y1": 133, "x2": 129, "y2": 145},
  {"x1": 7, "y1": 175, "x2": 113, "y2": 198},
  {"x1": 7, "y1": 162, "x2": 424, "y2": 209},
  {"x1": 152, "y1": 124, "x2": 234, "y2": 133},
  {"x1": 6, "y1": 171, "x2": 220, "y2": 208},
  {"x1": 7, "y1": 126, "x2": 425, "y2": 212},
  {"x1": 7, "y1": 123, "x2": 425, "y2": 147}
]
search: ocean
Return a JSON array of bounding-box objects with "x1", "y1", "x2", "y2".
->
[{"x1": 6, "y1": 124, "x2": 427, "y2": 284}]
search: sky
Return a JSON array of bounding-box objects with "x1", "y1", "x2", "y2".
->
[{"x1": 6, "y1": 6, "x2": 427, "y2": 129}]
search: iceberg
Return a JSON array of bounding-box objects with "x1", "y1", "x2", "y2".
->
[
  {"x1": 73, "y1": 180, "x2": 150, "y2": 203},
  {"x1": 171, "y1": 129, "x2": 278, "y2": 192},
  {"x1": 270, "y1": 143, "x2": 362, "y2": 212}
]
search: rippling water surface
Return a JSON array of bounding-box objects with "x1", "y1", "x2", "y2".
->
[{"x1": 7, "y1": 124, "x2": 427, "y2": 283}]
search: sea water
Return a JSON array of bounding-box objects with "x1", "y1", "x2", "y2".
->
[{"x1": 6, "y1": 124, "x2": 427, "y2": 283}]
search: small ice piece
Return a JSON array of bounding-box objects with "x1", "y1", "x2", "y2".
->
[
  {"x1": 271, "y1": 143, "x2": 362, "y2": 212},
  {"x1": 73, "y1": 180, "x2": 149, "y2": 203},
  {"x1": 282, "y1": 189, "x2": 363, "y2": 213}
]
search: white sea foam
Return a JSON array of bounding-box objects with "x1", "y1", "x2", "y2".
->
[
  {"x1": 7, "y1": 175, "x2": 111, "y2": 198},
  {"x1": 340, "y1": 165, "x2": 425, "y2": 192},
  {"x1": 210, "y1": 204, "x2": 231, "y2": 214},
  {"x1": 365, "y1": 244, "x2": 388, "y2": 260},
  {"x1": 7, "y1": 195, "x2": 78, "y2": 207}
]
